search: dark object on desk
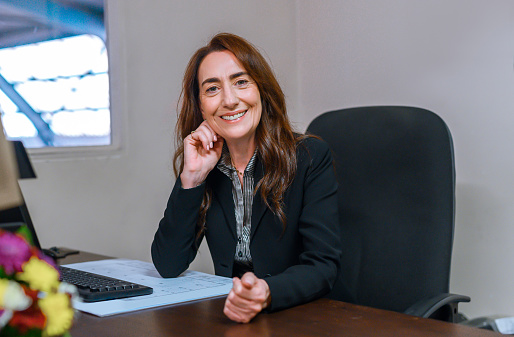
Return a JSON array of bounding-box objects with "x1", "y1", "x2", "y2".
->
[
  {"x1": 42, "y1": 246, "x2": 80, "y2": 259},
  {"x1": 11, "y1": 140, "x2": 36, "y2": 179},
  {"x1": 60, "y1": 266, "x2": 153, "y2": 302},
  {"x1": 307, "y1": 106, "x2": 470, "y2": 322},
  {"x1": 0, "y1": 203, "x2": 41, "y2": 249},
  {"x1": 0, "y1": 140, "x2": 41, "y2": 248}
]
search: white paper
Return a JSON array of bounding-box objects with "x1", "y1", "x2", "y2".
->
[
  {"x1": 495, "y1": 316, "x2": 514, "y2": 334},
  {"x1": 63, "y1": 259, "x2": 232, "y2": 317}
]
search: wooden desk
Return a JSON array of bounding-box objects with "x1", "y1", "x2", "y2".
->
[{"x1": 62, "y1": 251, "x2": 500, "y2": 337}]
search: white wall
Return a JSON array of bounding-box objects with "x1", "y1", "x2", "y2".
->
[
  {"x1": 296, "y1": 0, "x2": 514, "y2": 319},
  {"x1": 18, "y1": 0, "x2": 513, "y2": 320}
]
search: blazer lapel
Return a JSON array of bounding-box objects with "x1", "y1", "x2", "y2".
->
[
  {"x1": 210, "y1": 168, "x2": 237, "y2": 240},
  {"x1": 251, "y1": 158, "x2": 268, "y2": 239}
]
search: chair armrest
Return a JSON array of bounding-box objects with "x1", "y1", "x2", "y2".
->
[{"x1": 404, "y1": 293, "x2": 470, "y2": 322}]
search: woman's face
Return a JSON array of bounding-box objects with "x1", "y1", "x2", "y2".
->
[{"x1": 197, "y1": 50, "x2": 262, "y2": 145}]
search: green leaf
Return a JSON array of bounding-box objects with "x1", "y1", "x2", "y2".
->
[
  {"x1": 15, "y1": 225, "x2": 35, "y2": 246},
  {"x1": 0, "y1": 326, "x2": 41, "y2": 337}
]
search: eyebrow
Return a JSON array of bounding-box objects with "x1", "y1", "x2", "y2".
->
[{"x1": 200, "y1": 72, "x2": 248, "y2": 87}]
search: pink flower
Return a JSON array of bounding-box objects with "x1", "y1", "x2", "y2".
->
[
  {"x1": 0, "y1": 232, "x2": 32, "y2": 274},
  {"x1": 36, "y1": 249, "x2": 57, "y2": 271}
]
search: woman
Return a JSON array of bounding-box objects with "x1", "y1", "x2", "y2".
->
[{"x1": 151, "y1": 33, "x2": 341, "y2": 323}]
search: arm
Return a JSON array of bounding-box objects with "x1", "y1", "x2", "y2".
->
[
  {"x1": 265, "y1": 138, "x2": 341, "y2": 311},
  {"x1": 151, "y1": 178, "x2": 205, "y2": 277},
  {"x1": 152, "y1": 121, "x2": 223, "y2": 277}
]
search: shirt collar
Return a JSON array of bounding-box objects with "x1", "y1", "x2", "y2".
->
[{"x1": 217, "y1": 143, "x2": 258, "y2": 177}]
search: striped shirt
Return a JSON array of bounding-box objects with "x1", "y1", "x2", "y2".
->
[{"x1": 217, "y1": 145, "x2": 258, "y2": 271}]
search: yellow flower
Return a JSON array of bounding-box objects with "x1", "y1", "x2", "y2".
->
[
  {"x1": 0, "y1": 279, "x2": 32, "y2": 311},
  {"x1": 17, "y1": 257, "x2": 60, "y2": 292},
  {"x1": 39, "y1": 293, "x2": 74, "y2": 337}
]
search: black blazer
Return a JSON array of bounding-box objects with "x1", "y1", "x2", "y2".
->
[{"x1": 151, "y1": 137, "x2": 341, "y2": 311}]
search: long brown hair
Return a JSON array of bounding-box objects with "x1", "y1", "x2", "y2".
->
[{"x1": 174, "y1": 33, "x2": 302, "y2": 238}]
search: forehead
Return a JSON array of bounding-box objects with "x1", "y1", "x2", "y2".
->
[{"x1": 198, "y1": 50, "x2": 247, "y2": 83}]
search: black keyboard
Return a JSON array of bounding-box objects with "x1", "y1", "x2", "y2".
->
[{"x1": 59, "y1": 266, "x2": 153, "y2": 302}]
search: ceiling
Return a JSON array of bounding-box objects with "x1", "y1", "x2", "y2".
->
[{"x1": 0, "y1": 0, "x2": 104, "y2": 49}]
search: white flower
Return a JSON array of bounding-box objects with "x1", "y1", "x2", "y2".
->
[
  {"x1": 0, "y1": 309, "x2": 13, "y2": 329},
  {"x1": 0, "y1": 279, "x2": 32, "y2": 311},
  {"x1": 58, "y1": 282, "x2": 79, "y2": 301}
]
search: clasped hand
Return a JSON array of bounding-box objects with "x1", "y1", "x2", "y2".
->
[{"x1": 224, "y1": 272, "x2": 271, "y2": 323}]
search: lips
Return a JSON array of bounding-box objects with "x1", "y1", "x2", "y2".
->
[{"x1": 221, "y1": 110, "x2": 247, "y2": 121}]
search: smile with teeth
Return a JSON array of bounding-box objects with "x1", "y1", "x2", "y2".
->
[{"x1": 221, "y1": 110, "x2": 247, "y2": 121}]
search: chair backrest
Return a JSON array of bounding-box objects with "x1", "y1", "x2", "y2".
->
[{"x1": 307, "y1": 106, "x2": 455, "y2": 313}]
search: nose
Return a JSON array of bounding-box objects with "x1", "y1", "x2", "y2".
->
[{"x1": 222, "y1": 86, "x2": 239, "y2": 109}]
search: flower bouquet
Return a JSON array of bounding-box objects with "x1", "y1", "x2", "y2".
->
[{"x1": 0, "y1": 226, "x2": 76, "y2": 337}]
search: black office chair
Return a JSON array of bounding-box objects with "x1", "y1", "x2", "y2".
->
[{"x1": 306, "y1": 106, "x2": 470, "y2": 322}]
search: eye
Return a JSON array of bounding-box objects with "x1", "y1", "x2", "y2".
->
[
  {"x1": 205, "y1": 86, "x2": 219, "y2": 94},
  {"x1": 235, "y1": 79, "x2": 249, "y2": 86}
]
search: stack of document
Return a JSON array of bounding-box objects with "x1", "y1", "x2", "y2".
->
[{"x1": 63, "y1": 259, "x2": 232, "y2": 317}]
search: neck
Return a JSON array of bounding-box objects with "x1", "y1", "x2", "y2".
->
[{"x1": 226, "y1": 138, "x2": 256, "y2": 172}]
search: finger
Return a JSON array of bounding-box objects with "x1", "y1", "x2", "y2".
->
[
  {"x1": 200, "y1": 121, "x2": 218, "y2": 142},
  {"x1": 231, "y1": 277, "x2": 244, "y2": 294},
  {"x1": 241, "y1": 272, "x2": 257, "y2": 289},
  {"x1": 229, "y1": 288, "x2": 264, "y2": 309},
  {"x1": 223, "y1": 303, "x2": 252, "y2": 323},
  {"x1": 190, "y1": 126, "x2": 215, "y2": 151},
  {"x1": 224, "y1": 296, "x2": 258, "y2": 323},
  {"x1": 190, "y1": 121, "x2": 222, "y2": 153},
  {"x1": 226, "y1": 288, "x2": 255, "y2": 309},
  {"x1": 198, "y1": 120, "x2": 220, "y2": 144},
  {"x1": 223, "y1": 305, "x2": 242, "y2": 323},
  {"x1": 232, "y1": 277, "x2": 253, "y2": 295},
  {"x1": 199, "y1": 123, "x2": 220, "y2": 149},
  {"x1": 235, "y1": 280, "x2": 270, "y2": 308},
  {"x1": 212, "y1": 136, "x2": 224, "y2": 152}
]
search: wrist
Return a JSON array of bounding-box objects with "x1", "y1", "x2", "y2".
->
[
  {"x1": 264, "y1": 293, "x2": 271, "y2": 309},
  {"x1": 180, "y1": 172, "x2": 205, "y2": 189},
  {"x1": 261, "y1": 280, "x2": 271, "y2": 309}
]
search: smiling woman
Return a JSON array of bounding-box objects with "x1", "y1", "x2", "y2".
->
[{"x1": 152, "y1": 33, "x2": 341, "y2": 324}]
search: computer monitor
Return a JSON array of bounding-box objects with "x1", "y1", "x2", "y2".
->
[
  {"x1": 12, "y1": 140, "x2": 36, "y2": 179},
  {"x1": 0, "y1": 120, "x2": 41, "y2": 249},
  {"x1": 0, "y1": 204, "x2": 42, "y2": 249}
]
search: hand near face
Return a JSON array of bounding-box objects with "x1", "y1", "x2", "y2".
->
[
  {"x1": 223, "y1": 272, "x2": 271, "y2": 323},
  {"x1": 180, "y1": 121, "x2": 224, "y2": 189}
]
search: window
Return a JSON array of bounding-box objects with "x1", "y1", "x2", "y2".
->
[
  {"x1": 0, "y1": 34, "x2": 110, "y2": 148},
  {"x1": 0, "y1": 0, "x2": 110, "y2": 150}
]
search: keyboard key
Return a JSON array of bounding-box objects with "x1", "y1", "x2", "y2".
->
[{"x1": 59, "y1": 266, "x2": 153, "y2": 302}]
